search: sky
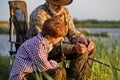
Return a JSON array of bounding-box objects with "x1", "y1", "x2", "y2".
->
[{"x1": 0, "y1": 0, "x2": 120, "y2": 21}]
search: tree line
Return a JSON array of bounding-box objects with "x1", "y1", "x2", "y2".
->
[{"x1": 73, "y1": 19, "x2": 120, "y2": 28}]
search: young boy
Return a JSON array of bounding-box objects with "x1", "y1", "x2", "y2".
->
[{"x1": 9, "y1": 17, "x2": 67, "y2": 80}]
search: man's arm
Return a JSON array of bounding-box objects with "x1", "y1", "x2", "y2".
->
[
  {"x1": 64, "y1": 8, "x2": 85, "y2": 44},
  {"x1": 27, "y1": 5, "x2": 49, "y2": 38},
  {"x1": 61, "y1": 8, "x2": 94, "y2": 55}
]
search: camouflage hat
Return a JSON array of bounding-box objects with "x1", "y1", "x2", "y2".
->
[{"x1": 46, "y1": 0, "x2": 73, "y2": 6}]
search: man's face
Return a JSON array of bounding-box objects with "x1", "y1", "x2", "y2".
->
[{"x1": 48, "y1": 3, "x2": 64, "y2": 15}]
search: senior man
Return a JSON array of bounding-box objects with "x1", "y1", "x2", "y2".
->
[{"x1": 27, "y1": 0, "x2": 95, "y2": 80}]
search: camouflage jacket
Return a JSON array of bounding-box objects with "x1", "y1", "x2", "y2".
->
[{"x1": 27, "y1": 3, "x2": 84, "y2": 55}]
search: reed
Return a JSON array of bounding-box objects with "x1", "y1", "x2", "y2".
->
[{"x1": 91, "y1": 37, "x2": 120, "y2": 80}]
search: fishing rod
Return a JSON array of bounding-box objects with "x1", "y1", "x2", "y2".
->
[{"x1": 88, "y1": 57, "x2": 120, "y2": 72}]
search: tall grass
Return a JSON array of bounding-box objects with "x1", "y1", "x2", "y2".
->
[
  {"x1": 0, "y1": 37, "x2": 120, "y2": 80},
  {"x1": 0, "y1": 55, "x2": 10, "y2": 80},
  {"x1": 91, "y1": 37, "x2": 120, "y2": 80}
]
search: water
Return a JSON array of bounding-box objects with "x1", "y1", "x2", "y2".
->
[
  {"x1": 0, "y1": 28, "x2": 120, "y2": 55},
  {"x1": 0, "y1": 34, "x2": 10, "y2": 55},
  {"x1": 0, "y1": 34, "x2": 16, "y2": 55},
  {"x1": 78, "y1": 28, "x2": 120, "y2": 37}
]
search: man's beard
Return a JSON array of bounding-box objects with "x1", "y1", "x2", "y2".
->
[{"x1": 49, "y1": 4, "x2": 63, "y2": 15}]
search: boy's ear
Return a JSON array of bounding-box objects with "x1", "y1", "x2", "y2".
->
[
  {"x1": 45, "y1": 35, "x2": 52, "y2": 40},
  {"x1": 44, "y1": 35, "x2": 49, "y2": 38}
]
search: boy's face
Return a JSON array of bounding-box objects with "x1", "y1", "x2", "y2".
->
[{"x1": 50, "y1": 37, "x2": 64, "y2": 45}]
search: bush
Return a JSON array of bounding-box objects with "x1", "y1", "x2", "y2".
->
[{"x1": 0, "y1": 54, "x2": 10, "y2": 80}]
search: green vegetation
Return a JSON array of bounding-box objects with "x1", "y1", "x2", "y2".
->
[
  {"x1": 79, "y1": 29, "x2": 110, "y2": 37},
  {"x1": 0, "y1": 37, "x2": 120, "y2": 80},
  {"x1": 90, "y1": 37, "x2": 120, "y2": 80},
  {"x1": 0, "y1": 54, "x2": 10, "y2": 80},
  {"x1": 73, "y1": 19, "x2": 120, "y2": 28},
  {"x1": 0, "y1": 21, "x2": 9, "y2": 34}
]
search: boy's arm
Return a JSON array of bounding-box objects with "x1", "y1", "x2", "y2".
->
[{"x1": 29, "y1": 44, "x2": 59, "y2": 71}]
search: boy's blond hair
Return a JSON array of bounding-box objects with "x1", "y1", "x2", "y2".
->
[{"x1": 42, "y1": 17, "x2": 67, "y2": 38}]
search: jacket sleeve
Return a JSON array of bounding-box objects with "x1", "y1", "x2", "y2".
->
[
  {"x1": 27, "y1": 6, "x2": 49, "y2": 38},
  {"x1": 64, "y1": 8, "x2": 85, "y2": 44}
]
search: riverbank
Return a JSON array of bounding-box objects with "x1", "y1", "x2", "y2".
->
[
  {"x1": 0, "y1": 21, "x2": 9, "y2": 34},
  {"x1": 78, "y1": 29, "x2": 110, "y2": 37},
  {"x1": 73, "y1": 19, "x2": 120, "y2": 28},
  {"x1": 0, "y1": 20, "x2": 120, "y2": 34}
]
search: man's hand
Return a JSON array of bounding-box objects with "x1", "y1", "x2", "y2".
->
[
  {"x1": 87, "y1": 39, "x2": 95, "y2": 52},
  {"x1": 72, "y1": 38, "x2": 95, "y2": 54},
  {"x1": 77, "y1": 37, "x2": 89, "y2": 46},
  {"x1": 72, "y1": 43, "x2": 87, "y2": 54}
]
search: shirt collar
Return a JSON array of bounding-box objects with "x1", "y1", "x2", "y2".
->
[{"x1": 37, "y1": 33, "x2": 53, "y2": 52}]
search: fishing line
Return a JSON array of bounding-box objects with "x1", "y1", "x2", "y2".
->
[{"x1": 88, "y1": 57, "x2": 120, "y2": 72}]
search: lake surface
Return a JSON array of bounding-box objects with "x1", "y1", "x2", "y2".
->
[
  {"x1": 0, "y1": 28, "x2": 120, "y2": 55},
  {"x1": 0, "y1": 34, "x2": 10, "y2": 55},
  {"x1": 78, "y1": 28, "x2": 120, "y2": 38}
]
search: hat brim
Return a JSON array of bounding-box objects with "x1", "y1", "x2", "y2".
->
[{"x1": 46, "y1": 0, "x2": 73, "y2": 6}]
